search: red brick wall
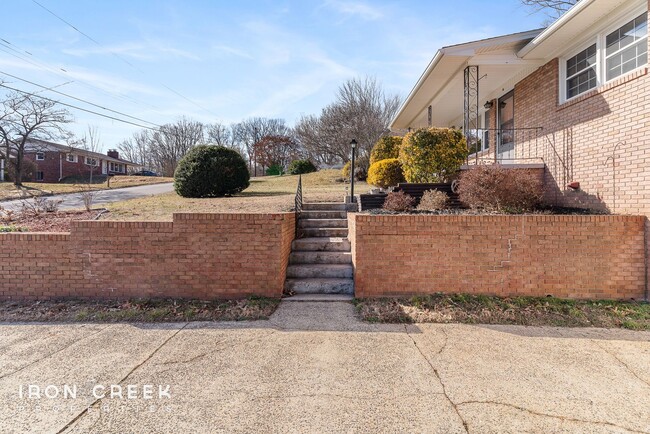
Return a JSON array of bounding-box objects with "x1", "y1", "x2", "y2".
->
[
  {"x1": 24, "y1": 151, "x2": 104, "y2": 182},
  {"x1": 514, "y1": 59, "x2": 650, "y2": 216},
  {"x1": 349, "y1": 214, "x2": 647, "y2": 300},
  {"x1": 0, "y1": 213, "x2": 295, "y2": 300}
]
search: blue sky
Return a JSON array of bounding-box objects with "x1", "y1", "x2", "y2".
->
[{"x1": 0, "y1": 0, "x2": 547, "y2": 149}]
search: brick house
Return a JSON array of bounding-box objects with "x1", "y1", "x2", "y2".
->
[
  {"x1": 391, "y1": 0, "x2": 650, "y2": 216},
  {"x1": 19, "y1": 139, "x2": 139, "y2": 183}
]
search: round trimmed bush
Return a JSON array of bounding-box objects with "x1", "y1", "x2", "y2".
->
[
  {"x1": 288, "y1": 159, "x2": 317, "y2": 175},
  {"x1": 174, "y1": 145, "x2": 250, "y2": 198},
  {"x1": 367, "y1": 158, "x2": 405, "y2": 188},
  {"x1": 399, "y1": 127, "x2": 468, "y2": 183},
  {"x1": 370, "y1": 136, "x2": 402, "y2": 165}
]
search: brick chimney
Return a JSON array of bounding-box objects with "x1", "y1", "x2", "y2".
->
[{"x1": 107, "y1": 149, "x2": 119, "y2": 159}]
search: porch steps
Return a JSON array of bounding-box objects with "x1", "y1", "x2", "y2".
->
[{"x1": 284, "y1": 203, "x2": 354, "y2": 296}]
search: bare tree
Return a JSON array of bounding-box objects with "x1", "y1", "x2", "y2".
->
[
  {"x1": 521, "y1": 0, "x2": 577, "y2": 18},
  {"x1": 295, "y1": 76, "x2": 401, "y2": 170},
  {"x1": 253, "y1": 135, "x2": 300, "y2": 173},
  {"x1": 149, "y1": 117, "x2": 205, "y2": 176},
  {"x1": 234, "y1": 117, "x2": 291, "y2": 176},
  {"x1": 0, "y1": 91, "x2": 71, "y2": 185},
  {"x1": 118, "y1": 129, "x2": 153, "y2": 171}
]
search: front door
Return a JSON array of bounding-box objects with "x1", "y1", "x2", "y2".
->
[{"x1": 497, "y1": 90, "x2": 514, "y2": 161}]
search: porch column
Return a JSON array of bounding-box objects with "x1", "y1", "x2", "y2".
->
[{"x1": 463, "y1": 65, "x2": 480, "y2": 164}]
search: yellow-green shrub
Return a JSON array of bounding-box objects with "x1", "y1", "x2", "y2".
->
[
  {"x1": 367, "y1": 158, "x2": 404, "y2": 188},
  {"x1": 370, "y1": 136, "x2": 402, "y2": 165},
  {"x1": 399, "y1": 128, "x2": 468, "y2": 183}
]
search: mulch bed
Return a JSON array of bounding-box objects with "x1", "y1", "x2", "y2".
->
[
  {"x1": 0, "y1": 210, "x2": 105, "y2": 232},
  {"x1": 0, "y1": 297, "x2": 280, "y2": 322}
]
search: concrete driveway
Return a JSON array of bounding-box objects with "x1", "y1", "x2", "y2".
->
[
  {"x1": 1, "y1": 182, "x2": 174, "y2": 211},
  {"x1": 0, "y1": 301, "x2": 648, "y2": 433}
]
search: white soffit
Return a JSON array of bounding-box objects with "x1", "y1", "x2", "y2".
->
[
  {"x1": 391, "y1": 30, "x2": 542, "y2": 129},
  {"x1": 518, "y1": 0, "x2": 635, "y2": 59}
]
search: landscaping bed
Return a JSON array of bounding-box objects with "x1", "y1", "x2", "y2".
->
[
  {"x1": 354, "y1": 294, "x2": 650, "y2": 330},
  {"x1": 0, "y1": 297, "x2": 280, "y2": 322},
  {"x1": 0, "y1": 209, "x2": 104, "y2": 232}
]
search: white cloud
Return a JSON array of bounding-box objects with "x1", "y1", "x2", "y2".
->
[
  {"x1": 62, "y1": 41, "x2": 200, "y2": 61},
  {"x1": 322, "y1": 0, "x2": 384, "y2": 21},
  {"x1": 212, "y1": 45, "x2": 253, "y2": 60}
]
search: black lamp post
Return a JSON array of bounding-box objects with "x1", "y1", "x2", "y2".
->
[{"x1": 349, "y1": 139, "x2": 357, "y2": 202}]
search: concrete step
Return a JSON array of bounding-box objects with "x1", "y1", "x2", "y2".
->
[
  {"x1": 292, "y1": 237, "x2": 351, "y2": 252},
  {"x1": 299, "y1": 210, "x2": 347, "y2": 219},
  {"x1": 284, "y1": 278, "x2": 354, "y2": 294},
  {"x1": 302, "y1": 202, "x2": 354, "y2": 211},
  {"x1": 286, "y1": 264, "x2": 353, "y2": 279},
  {"x1": 289, "y1": 251, "x2": 352, "y2": 264},
  {"x1": 298, "y1": 228, "x2": 348, "y2": 238},
  {"x1": 298, "y1": 219, "x2": 348, "y2": 229},
  {"x1": 282, "y1": 294, "x2": 353, "y2": 302}
]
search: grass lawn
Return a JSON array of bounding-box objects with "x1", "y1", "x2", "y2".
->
[
  {"x1": 102, "y1": 169, "x2": 368, "y2": 221},
  {"x1": 355, "y1": 294, "x2": 650, "y2": 330},
  {"x1": 0, "y1": 297, "x2": 280, "y2": 322},
  {"x1": 0, "y1": 176, "x2": 173, "y2": 201}
]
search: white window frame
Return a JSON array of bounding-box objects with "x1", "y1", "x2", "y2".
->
[
  {"x1": 35, "y1": 152, "x2": 45, "y2": 161},
  {"x1": 559, "y1": 5, "x2": 648, "y2": 104},
  {"x1": 602, "y1": 11, "x2": 648, "y2": 82},
  {"x1": 66, "y1": 153, "x2": 77, "y2": 163},
  {"x1": 85, "y1": 157, "x2": 99, "y2": 167}
]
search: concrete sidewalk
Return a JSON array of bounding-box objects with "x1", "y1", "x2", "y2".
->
[
  {"x1": 0, "y1": 301, "x2": 648, "y2": 433},
  {"x1": 1, "y1": 182, "x2": 174, "y2": 211}
]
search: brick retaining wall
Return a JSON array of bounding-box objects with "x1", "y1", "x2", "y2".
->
[
  {"x1": 349, "y1": 214, "x2": 647, "y2": 300},
  {"x1": 0, "y1": 213, "x2": 295, "y2": 300}
]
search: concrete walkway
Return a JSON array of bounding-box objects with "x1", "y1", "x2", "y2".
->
[
  {"x1": 1, "y1": 182, "x2": 174, "y2": 211},
  {"x1": 0, "y1": 301, "x2": 648, "y2": 433}
]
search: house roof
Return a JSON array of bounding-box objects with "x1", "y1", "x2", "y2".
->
[
  {"x1": 25, "y1": 139, "x2": 138, "y2": 165},
  {"x1": 390, "y1": 0, "x2": 643, "y2": 130},
  {"x1": 390, "y1": 29, "x2": 543, "y2": 129}
]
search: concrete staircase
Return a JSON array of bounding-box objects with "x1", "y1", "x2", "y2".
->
[{"x1": 284, "y1": 203, "x2": 354, "y2": 295}]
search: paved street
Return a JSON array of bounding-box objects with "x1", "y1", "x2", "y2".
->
[
  {"x1": 0, "y1": 301, "x2": 648, "y2": 433},
  {"x1": 1, "y1": 183, "x2": 174, "y2": 211}
]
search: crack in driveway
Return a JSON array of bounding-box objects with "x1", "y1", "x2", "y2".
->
[
  {"x1": 0, "y1": 325, "x2": 110, "y2": 381},
  {"x1": 404, "y1": 325, "x2": 469, "y2": 433},
  {"x1": 456, "y1": 400, "x2": 647, "y2": 433},
  {"x1": 56, "y1": 323, "x2": 189, "y2": 434}
]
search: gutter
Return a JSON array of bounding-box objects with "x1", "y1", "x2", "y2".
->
[{"x1": 518, "y1": 0, "x2": 595, "y2": 58}]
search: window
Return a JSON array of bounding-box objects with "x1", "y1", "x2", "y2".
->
[
  {"x1": 482, "y1": 109, "x2": 491, "y2": 151},
  {"x1": 561, "y1": 9, "x2": 648, "y2": 102},
  {"x1": 66, "y1": 153, "x2": 76, "y2": 163},
  {"x1": 85, "y1": 157, "x2": 98, "y2": 166},
  {"x1": 36, "y1": 171, "x2": 44, "y2": 181},
  {"x1": 36, "y1": 152, "x2": 45, "y2": 161},
  {"x1": 566, "y1": 44, "x2": 597, "y2": 99},
  {"x1": 606, "y1": 13, "x2": 648, "y2": 81}
]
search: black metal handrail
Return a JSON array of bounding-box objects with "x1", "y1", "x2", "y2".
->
[{"x1": 294, "y1": 174, "x2": 302, "y2": 237}]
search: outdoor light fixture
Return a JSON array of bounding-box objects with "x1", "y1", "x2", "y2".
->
[
  {"x1": 499, "y1": 101, "x2": 507, "y2": 109},
  {"x1": 484, "y1": 101, "x2": 494, "y2": 110},
  {"x1": 350, "y1": 139, "x2": 357, "y2": 202}
]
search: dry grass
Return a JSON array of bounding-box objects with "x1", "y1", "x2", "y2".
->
[
  {"x1": 102, "y1": 169, "x2": 368, "y2": 221},
  {"x1": 0, "y1": 297, "x2": 280, "y2": 322},
  {"x1": 355, "y1": 294, "x2": 650, "y2": 330},
  {"x1": 0, "y1": 176, "x2": 173, "y2": 201}
]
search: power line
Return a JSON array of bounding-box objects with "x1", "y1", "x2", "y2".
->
[
  {"x1": 0, "y1": 70, "x2": 161, "y2": 128},
  {"x1": 0, "y1": 83, "x2": 160, "y2": 131},
  {"x1": 0, "y1": 38, "x2": 165, "y2": 113},
  {"x1": 31, "y1": 0, "x2": 220, "y2": 118}
]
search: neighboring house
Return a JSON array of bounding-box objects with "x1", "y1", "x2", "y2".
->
[
  {"x1": 391, "y1": 0, "x2": 649, "y2": 216},
  {"x1": 20, "y1": 139, "x2": 140, "y2": 183}
]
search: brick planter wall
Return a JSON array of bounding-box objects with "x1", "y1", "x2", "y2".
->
[
  {"x1": 349, "y1": 214, "x2": 647, "y2": 300},
  {"x1": 0, "y1": 213, "x2": 295, "y2": 300}
]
